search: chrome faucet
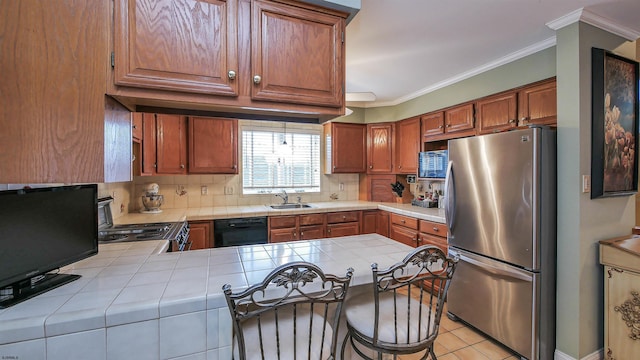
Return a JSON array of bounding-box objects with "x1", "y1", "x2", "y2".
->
[{"x1": 275, "y1": 190, "x2": 288, "y2": 204}]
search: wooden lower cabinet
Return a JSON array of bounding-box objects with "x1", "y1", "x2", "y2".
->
[
  {"x1": 376, "y1": 210, "x2": 389, "y2": 237},
  {"x1": 187, "y1": 221, "x2": 213, "y2": 250},
  {"x1": 326, "y1": 211, "x2": 360, "y2": 238},
  {"x1": 418, "y1": 219, "x2": 448, "y2": 293},
  {"x1": 389, "y1": 213, "x2": 419, "y2": 247},
  {"x1": 361, "y1": 210, "x2": 377, "y2": 234},
  {"x1": 269, "y1": 215, "x2": 299, "y2": 243},
  {"x1": 269, "y1": 213, "x2": 326, "y2": 243}
]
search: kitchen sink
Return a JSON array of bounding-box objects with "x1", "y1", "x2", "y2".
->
[{"x1": 270, "y1": 204, "x2": 312, "y2": 209}]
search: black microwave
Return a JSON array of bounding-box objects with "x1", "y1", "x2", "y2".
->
[{"x1": 418, "y1": 150, "x2": 448, "y2": 179}]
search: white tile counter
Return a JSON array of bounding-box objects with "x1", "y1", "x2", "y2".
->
[
  {"x1": 0, "y1": 234, "x2": 414, "y2": 360},
  {"x1": 114, "y1": 200, "x2": 445, "y2": 225}
]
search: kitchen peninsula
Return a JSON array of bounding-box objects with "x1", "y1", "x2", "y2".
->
[{"x1": 0, "y1": 234, "x2": 415, "y2": 360}]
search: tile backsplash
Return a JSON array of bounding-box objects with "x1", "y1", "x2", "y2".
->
[{"x1": 131, "y1": 174, "x2": 359, "y2": 211}]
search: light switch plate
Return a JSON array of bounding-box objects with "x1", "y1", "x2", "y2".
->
[{"x1": 582, "y1": 175, "x2": 591, "y2": 193}]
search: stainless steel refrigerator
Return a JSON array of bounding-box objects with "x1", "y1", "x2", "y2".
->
[{"x1": 445, "y1": 127, "x2": 556, "y2": 360}]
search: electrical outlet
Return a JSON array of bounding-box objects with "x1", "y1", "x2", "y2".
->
[
  {"x1": 201, "y1": 186, "x2": 208, "y2": 195},
  {"x1": 339, "y1": 182, "x2": 344, "y2": 191},
  {"x1": 224, "y1": 186, "x2": 234, "y2": 195}
]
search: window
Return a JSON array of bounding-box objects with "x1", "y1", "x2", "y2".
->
[{"x1": 242, "y1": 126, "x2": 321, "y2": 194}]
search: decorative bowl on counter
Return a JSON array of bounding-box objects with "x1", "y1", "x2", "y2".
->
[{"x1": 141, "y1": 194, "x2": 164, "y2": 213}]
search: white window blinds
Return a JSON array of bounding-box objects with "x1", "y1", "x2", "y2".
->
[{"x1": 242, "y1": 128, "x2": 321, "y2": 194}]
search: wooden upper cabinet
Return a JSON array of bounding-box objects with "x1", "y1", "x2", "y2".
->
[
  {"x1": 476, "y1": 91, "x2": 518, "y2": 135},
  {"x1": 445, "y1": 103, "x2": 475, "y2": 134},
  {"x1": 251, "y1": 0, "x2": 344, "y2": 107},
  {"x1": 132, "y1": 112, "x2": 143, "y2": 141},
  {"x1": 422, "y1": 103, "x2": 474, "y2": 142},
  {"x1": 367, "y1": 123, "x2": 394, "y2": 174},
  {"x1": 140, "y1": 113, "x2": 157, "y2": 176},
  {"x1": 188, "y1": 117, "x2": 238, "y2": 174},
  {"x1": 324, "y1": 123, "x2": 366, "y2": 173},
  {"x1": 395, "y1": 116, "x2": 420, "y2": 174},
  {"x1": 518, "y1": 78, "x2": 557, "y2": 126},
  {"x1": 113, "y1": 0, "x2": 238, "y2": 96},
  {"x1": 421, "y1": 112, "x2": 445, "y2": 138},
  {"x1": 155, "y1": 114, "x2": 188, "y2": 174}
]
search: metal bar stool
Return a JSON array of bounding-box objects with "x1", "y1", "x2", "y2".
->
[
  {"x1": 341, "y1": 245, "x2": 458, "y2": 360},
  {"x1": 223, "y1": 262, "x2": 354, "y2": 360}
]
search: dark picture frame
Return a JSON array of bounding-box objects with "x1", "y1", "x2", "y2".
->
[{"x1": 591, "y1": 47, "x2": 639, "y2": 199}]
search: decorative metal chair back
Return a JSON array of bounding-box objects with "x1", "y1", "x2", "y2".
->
[
  {"x1": 344, "y1": 245, "x2": 458, "y2": 360},
  {"x1": 223, "y1": 262, "x2": 353, "y2": 360}
]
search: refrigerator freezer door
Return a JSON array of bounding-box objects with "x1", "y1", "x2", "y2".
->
[
  {"x1": 447, "y1": 247, "x2": 538, "y2": 360},
  {"x1": 447, "y1": 128, "x2": 541, "y2": 270}
]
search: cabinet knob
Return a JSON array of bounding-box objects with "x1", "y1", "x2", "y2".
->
[
  {"x1": 233, "y1": 164, "x2": 237, "y2": 169},
  {"x1": 132, "y1": 125, "x2": 137, "y2": 129},
  {"x1": 398, "y1": 165, "x2": 402, "y2": 169},
  {"x1": 521, "y1": 117, "x2": 529, "y2": 122},
  {"x1": 293, "y1": 232, "x2": 297, "y2": 237},
  {"x1": 228, "y1": 70, "x2": 236, "y2": 80},
  {"x1": 253, "y1": 75, "x2": 262, "y2": 84},
  {"x1": 300, "y1": 232, "x2": 304, "y2": 236},
  {"x1": 343, "y1": 216, "x2": 346, "y2": 219},
  {"x1": 369, "y1": 165, "x2": 373, "y2": 169},
  {"x1": 433, "y1": 227, "x2": 439, "y2": 232},
  {"x1": 180, "y1": 164, "x2": 185, "y2": 169},
  {"x1": 446, "y1": 124, "x2": 451, "y2": 128},
  {"x1": 153, "y1": 164, "x2": 157, "y2": 168},
  {"x1": 508, "y1": 119, "x2": 516, "y2": 124},
  {"x1": 438, "y1": 125, "x2": 443, "y2": 129},
  {"x1": 417, "y1": 236, "x2": 422, "y2": 243},
  {"x1": 401, "y1": 219, "x2": 405, "y2": 223}
]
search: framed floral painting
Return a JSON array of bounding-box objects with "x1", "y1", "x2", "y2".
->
[{"x1": 591, "y1": 48, "x2": 639, "y2": 199}]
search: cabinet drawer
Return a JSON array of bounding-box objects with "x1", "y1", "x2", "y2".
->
[
  {"x1": 299, "y1": 213, "x2": 325, "y2": 226},
  {"x1": 327, "y1": 211, "x2": 360, "y2": 224},
  {"x1": 270, "y1": 228, "x2": 297, "y2": 243},
  {"x1": 390, "y1": 213, "x2": 418, "y2": 230},
  {"x1": 389, "y1": 224, "x2": 418, "y2": 247},
  {"x1": 269, "y1": 216, "x2": 297, "y2": 229},
  {"x1": 419, "y1": 220, "x2": 447, "y2": 237},
  {"x1": 327, "y1": 222, "x2": 359, "y2": 237},
  {"x1": 419, "y1": 233, "x2": 447, "y2": 252}
]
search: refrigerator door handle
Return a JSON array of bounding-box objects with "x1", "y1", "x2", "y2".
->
[
  {"x1": 445, "y1": 160, "x2": 455, "y2": 230},
  {"x1": 450, "y1": 249, "x2": 533, "y2": 282}
]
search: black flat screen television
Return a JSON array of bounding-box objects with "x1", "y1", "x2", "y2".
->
[{"x1": 0, "y1": 184, "x2": 98, "y2": 308}]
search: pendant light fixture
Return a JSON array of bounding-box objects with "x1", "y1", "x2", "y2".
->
[{"x1": 282, "y1": 122, "x2": 288, "y2": 145}]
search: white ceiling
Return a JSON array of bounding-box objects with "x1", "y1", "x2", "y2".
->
[{"x1": 345, "y1": 0, "x2": 640, "y2": 108}]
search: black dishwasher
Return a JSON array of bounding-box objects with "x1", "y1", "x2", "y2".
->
[{"x1": 214, "y1": 217, "x2": 268, "y2": 247}]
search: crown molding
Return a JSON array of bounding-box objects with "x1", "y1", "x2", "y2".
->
[
  {"x1": 368, "y1": 36, "x2": 556, "y2": 108},
  {"x1": 547, "y1": 7, "x2": 640, "y2": 41}
]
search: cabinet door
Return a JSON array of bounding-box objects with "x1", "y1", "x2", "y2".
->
[
  {"x1": 376, "y1": 210, "x2": 389, "y2": 237},
  {"x1": 251, "y1": 0, "x2": 343, "y2": 107},
  {"x1": 361, "y1": 210, "x2": 377, "y2": 234},
  {"x1": 300, "y1": 225, "x2": 324, "y2": 240},
  {"x1": 270, "y1": 227, "x2": 298, "y2": 243},
  {"x1": 421, "y1": 112, "x2": 445, "y2": 138},
  {"x1": 445, "y1": 103, "x2": 475, "y2": 134},
  {"x1": 326, "y1": 123, "x2": 366, "y2": 173},
  {"x1": 395, "y1": 116, "x2": 420, "y2": 174},
  {"x1": 368, "y1": 175, "x2": 396, "y2": 202},
  {"x1": 188, "y1": 117, "x2": 238, "y2": 174},
  {"x1": 327, "y1": 222, "x2": 359, "y2": 237},
  {"x1": 518, "y1": 79, "x2": 557, "y2": 126},
  {"x1": 113, "y1": 0, "x2": 238, "y2": 96},
  {"x1": 367, "y1": 123, "x2": 394, "y2": 174},
  {"x1": 140, "y1": 113, "x2": 156, "y2": 176},
  {"x1": 299, "y1": 213, "x2": 325, "y2": 226},
  {"x1": 156, "y1": 114, "x2": 188, "y2": 174},
  {"x1": 389, "y1": 224, "x2": 417, "y2": 247},
  {"x1": 132, "y1": 112, "x2": 143, "y2": 141},
  {"x1": 188, "y1": 221, "x2": 212, "y2": 250},
  {"x1": 604, "y1": 267, "x2": 640, "y2": 360},
  {"x1": 476, "y1": 92, "x2": 518, "y2": 135}
]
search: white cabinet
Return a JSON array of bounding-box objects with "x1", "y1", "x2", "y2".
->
[{"x1": 600, "y1": 235, "x2": 640, "y2": 359}]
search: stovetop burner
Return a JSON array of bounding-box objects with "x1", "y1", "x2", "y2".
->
[{"x1": 98, "y1": 222, "x2": 185, "y2": 244}]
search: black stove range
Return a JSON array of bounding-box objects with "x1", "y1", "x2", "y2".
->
[{"x1": 97, "y1": 197, "x2": 190, "y2": 251}]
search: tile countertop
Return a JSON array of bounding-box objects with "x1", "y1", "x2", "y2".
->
[
  {"x1": 0, "y1": 235, "x2": 415, "y2": 359},
  {"x1": 115, "y1": 201, "x2": 446, "y2": 225}
]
